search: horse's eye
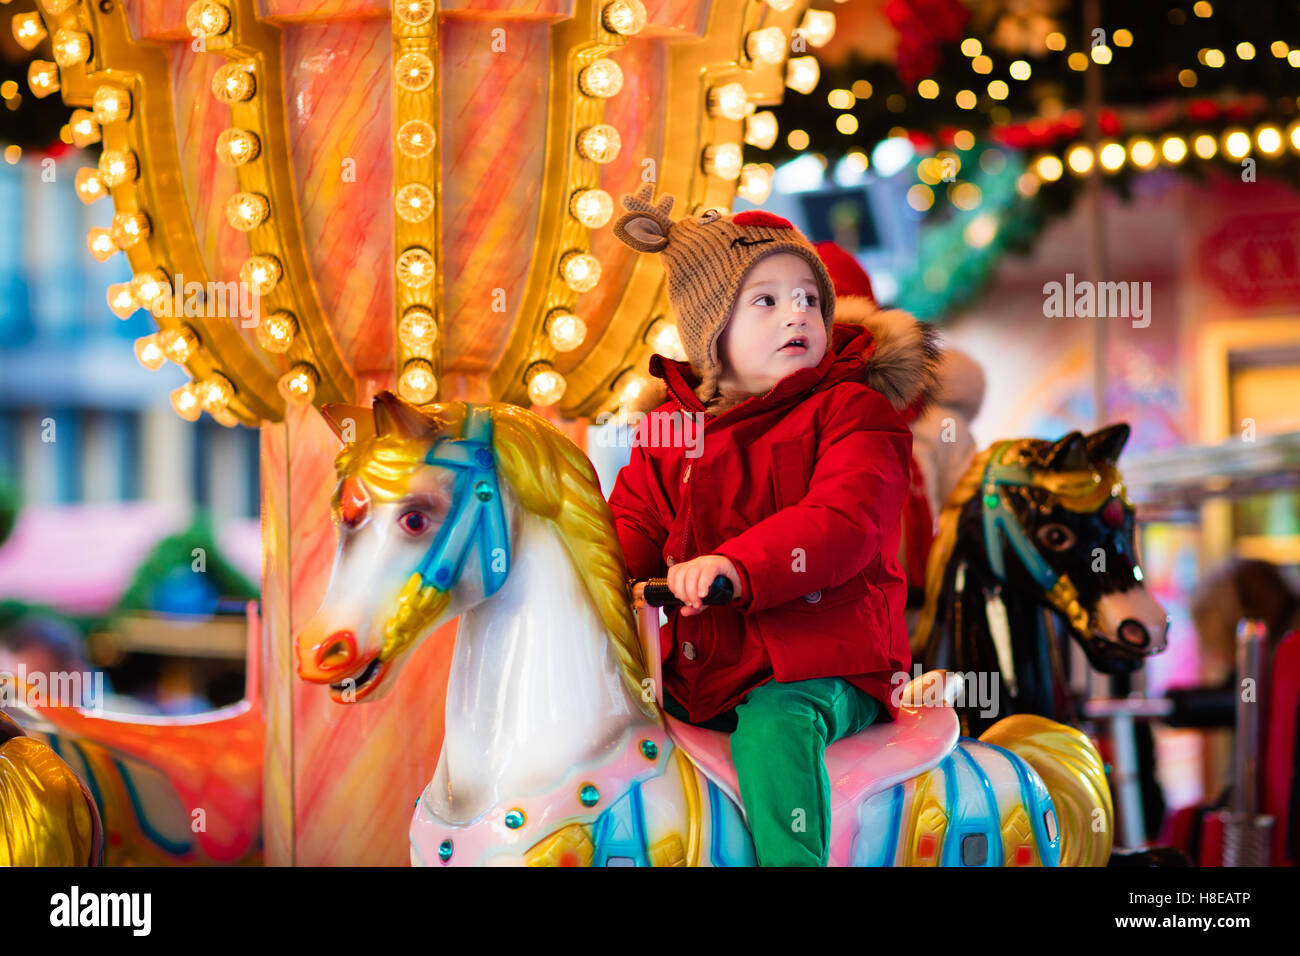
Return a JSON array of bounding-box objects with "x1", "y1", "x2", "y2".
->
[
  {"x1": 399, "y1": 511, "x2": 431, "y2": 536},
  {"x1": 1036, "y1": 522, "x2": 1076, "y2": 551}
]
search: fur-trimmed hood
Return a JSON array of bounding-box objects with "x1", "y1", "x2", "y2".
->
[{"x1": 628, "y1": 295, "x2": 939, "y2": 417}]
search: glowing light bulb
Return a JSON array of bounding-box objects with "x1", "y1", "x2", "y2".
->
[
  {"x1": 1066, "y1": 144, "x2": 1094, "y2": 175},
  {"x1": 171, "y1": 383, "x2": 203, "y2": 422},
  {"x1": 646, "y1": 319, "x2": 685, "y2": 361},
  {"x1": 614, "y1": 368, "x2": 648, "y2": 405},
  {"x1": 52, "y1": 30, "x2": 91, "y2": 67},
  {"x1": 216, "y1": 128, "x2": 261, "y2": 166},
  {"x1": 704, "y1": 143, "x2": 743, "y2": 180},
  {"x1": 397, "y1": 119, "x2": 436, "y2": 158},
  {"x1": 198, "y1": 374, "x2": 234, "y2": 413},
  {"x1": 240, "y1": 256, "x2": 282, "y2": 295},
  {"x1": 212, "y1": 65, "x2": 255, "y2": 103},
  {"x1": 1160, "y1": 136, "x2": 1187, "y2": 164},
  {"x1": 107, "y1": 283, "x2": 137, "y2": 319},
  {"x1": 1193, "y1": 133, "x2": 1217, "y2": 159},
  {"x1": 130, "y1": 271, "x2": 169, "y2": 310},
  {"x1": 1256, "y1": 125, "x2": 1283, "y2": 155},
  {"x1": 1223, "y1": 129, "x2": 1251, "y2": 159},
  {"x1": 399, "y1": 360, "x2": 438, "y2": 405},
  {"x1": 395, "y1": 0, "x2": 435, "y2": 25},
  {"x1": 278, "y1": 364, "x2": 318, "y2": 404},
  {"x1": 786, "y1": 57, "x2": 820, "y2": 95},
  {"x1": 570, "y1": 189, "x2": 614, "y2": 228},
  {"x1": 395, "y1": 183, "x2": 434, "y2": 223},
  {"x1": 1091, "y1": 45, "x2": 1113, "y2": 65},
  {"x1": 41, "y1": 0, "x2": 80, "y2": 15},
  {"x1": 75, "y1": 168, "x2": 106, "y2": 204},
  {"x1": 28, "y1": 62, "x2": 60, "y2": 98},
  {"x1": 70, "y1": 111, "x2": 101, "y2": 148},
  {"x1": 1009, "y1": 60, "x2": 1032, "y2": 80},
  {"x1": 963, "y1": 214, "x2": 997, "y2": 249},
  {"x1": 1129, "y1": 139, "x2": 1157, "y2": 169},
  {"x1": 98, "y1": 150, "x2": 138, "y2": 186},
  {"x1": 87, "y1": 227, "x2": 118, "y2": 262},
  {"x1": 546, "y1": 310, "x2": 586, "y2": 352},
  {"x1": 110, "y1": 211, "x2": 151, "y2": 249},
  {"x1": 747, "y1": 27, "x2": 786, "y2": 65},
  {"x1": 13, "y1": 15, "x2": 47, "y2": 52},
  {"x1": 971, "y1": 55, "x2": 993, "y2": 75},
  {"x1": 134, "y1": 334, "x2": 167, "y2": 371},
  {"x1": 395, "y1": 52, "x2": 434, "y2": 92},
  {"x1": 602, "y1": 0, "x2": 647, "y2": 36},
  {"x1": 91, "y1": 85, "x2": 132, "y2": 124},
  {"x1": 1099, "y1": 142, "x2": 1126, "y2": 171},
  {"x1": 737, "y1": 163, "x2": 773, "y2": 204},
  {"x1": 398, "y1": 308, "x2": 437, "y2": 352},
  {"x1": 745, "y1": 111, "x2": 778, "y2": 150},
  {"x1": 160, "y1": 325, "x2": 200, "y2": 364},
  {"x1": 798, "y1": 10, "x2": 835, "y2": 48},
  {"x1": 560, "y1": 251, "x2": 601, "y2": 292},
  {"x1": 709, "y1": 82, "x2": 749, "y2": 121},
  {"x1": 577, "y1": 125, "x2": 621, "y2": 163},
  {"x1": 526, "y1": 363, "x2": 566, "y2": 406},
  {"x1": 396, "y1": 247, "x2": 435, "y2": 288},
  {"x1": 579, "y1": 59, "x2": 624, "y2": 98},
  {"x1": 226, "y1": 192, "x2": 270, "y2": 231},
  {"x1": 186, "y1": 2, "x2": 231, "y2": 38},
  {"x1": 256, "y1": 311, "x2": 297, "y2": 353},
  {"x1": 1035, "y1": 154, "x2": 1064, "y2": 182}
]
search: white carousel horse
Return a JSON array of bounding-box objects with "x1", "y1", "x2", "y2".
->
[{"x1": 296, "y1": 394, "x2": 1114, "y2": 866}]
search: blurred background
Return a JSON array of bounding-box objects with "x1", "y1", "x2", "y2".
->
[{"x1": 0, "y1": 0, "x2": 1297, "y2": 855}]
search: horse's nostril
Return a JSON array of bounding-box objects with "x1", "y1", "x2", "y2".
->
[
  {"x1": 316, "y1": 631, "x2": 356, "y2": 670},
  {"x1": 1118, "y1": 619, "x2": 1149, "y2": 648}
]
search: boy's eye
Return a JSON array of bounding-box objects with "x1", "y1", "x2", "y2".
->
[{"x1": 755, "y1": 294, "x2": 775, "y2": 306}]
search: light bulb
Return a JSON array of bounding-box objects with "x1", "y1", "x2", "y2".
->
[
  {"x1": 171, "y1": 383, "x2": 203, "y2": 422},
  {"x1": 745, "y1": 111, "x2": 778, "y2": 150},
  {"x1": 212, "y1": 64, "x2": 255, "y2": 103},
  {"x1": 198, "y1": 374, "x2": 234, "y2": 413},
  {"x1": 397, "y1": 120, "x2": 435, "y2": 158},
  {"x1": 546, "y1": 310, "x2": 586, "y2": 351},
  {"x1": 256, "y1": 311, "x2": 297, "y2": 353},
  {"x1": 1066, "y1": 145, "x2": 1093, "y2": 175},
  {"x1": 709, "y1": 82, "x2": 749, "y2": 121},
  {"x1": 186, "y1": 2, "x2": 231, "y2": 38},
  {"x1": 1193, "y1": 133, "x2": 1217, "y2": 159},
  {"x1": 646, "y1": 319, "x2": 685, "y2": 361},
  {"x1": 395, "y1": 0, "x2": 435, "y2": 25},
  {"x1": 399, "y1": 359, "x2": 438, "y2": 405},
  {"x1": 98, "y1": 149, "x2": 138, "y2": 186},
  {"x1": 41, "y1": 0, "x2": 80, "y2": 14},
  {"x1": 570, "y1": 189, "x2": 613, "y2": 228},
  {"x1": 395, "y1": 183, "x2": 434, "y2": 223},
  {"x1": 560, "y1": 251, "x2": 601, "y2": 292},
  {"x1": 602, "y1": 0, "x2": 647, "y2": 36},
  {"x1": 395, "y1": 52, "x2": 434, "y2": 92},
  {"x1": 12, "y1": 14, "x2": 46, "y2": 52},
  {"x1": 526, "y1": 363, "x2": 566, "y2": 406},
  {"x1": 87, "y1": 227, "x2": 118, "y2": 262},
  {"x1": 786, "y1": 57, "x2": 820, "y2": 95},
  {"x1": 1034, "y1": 154, "x2": 1063, "y2": 182},
  {"x1": 160, "y1": 325, "x2": 200, "y2": 364},
  {"x1": 614, "y1": 368, "x2": 648, "y2": 404},
  {"x1": 52, "y1": 30, "x2": 91, "y2": 68},
  {"x1": 798, "y1": 10, "x2": 836, "y2": 48},
  {"x1": 93, "y1": 86, "x2": 132, "y2": 124},
  {"x1": 1129, "y1": 139, "x2": 1157, "y2": 169},
  {"x1": 107, "y1": 283, "x2": 137, "y2": 319},
  {"x1": 1223, "y1": 129, "x2": 1251, "y2": 159},
  {"x1": 577, "y1": 125, "x2": 621, "y2": 164},
  {"x1": 134, "y1": 334, "x2": 167, "y2": 371},
  {"x1": 279, "y1": 364, "x2": 318, "y2": 404},
  {"x1": 704, "y1": 143, "x2": 743, "y2": 180},
  {"x1": 240, "y1": 255, "x2": 282, "y2": 295},
  {"x1": 579, "y1": 59, "x2": 624, "y2": 98},
  {"x1": 226, "y1": 192, "x2": 270, "y2": 231},
  {"x1": 747, "y1": 27, "x2": 786, "y2": 65},
  {"x1": 737, "y1": 164, "x2": 773, "y2": 204},
  {"x1": 398, "y1": 308, "x2": 437, "y2": 352},
  {"x1": 110, "y1": 211, "x2": 151, "y2": 249},
  {"x1": 216, "y1": 128, "x2": 261, "y2": 166},
  {"x1": 70, "y1": 111, "x2": 101, "y2": 148},
  {"x1": 27, "y1": 61, "x2": 59, "y2": 99},
  {"x1": 75, "y1": 168, "x2": 106, "y2": 204},
  {"x1": 1256, "y1": 125, "x2": 1284, "y2": 155},
  {"x1": 396, "y1": 247, "x2": 435, "y2": 288},
  {"x1": 131, "y1": 271, "x2": 170, "y2": 310}
]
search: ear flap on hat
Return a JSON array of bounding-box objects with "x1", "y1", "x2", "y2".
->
[{"x1": 613, "y1": 183, "x2": 676, "y2": 253}]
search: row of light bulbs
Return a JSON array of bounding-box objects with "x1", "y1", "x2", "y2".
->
[{"x1": 525, "y1": 2, "x2": 835, "y2": 410}]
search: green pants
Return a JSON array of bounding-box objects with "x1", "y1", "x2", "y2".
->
[{"x1": 664, "y1": 678, "x2": 882, "y2": 866}]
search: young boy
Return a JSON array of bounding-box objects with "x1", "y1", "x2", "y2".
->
[{"x1": 607, "y1": 184, "x2": 930, "y2": 866}]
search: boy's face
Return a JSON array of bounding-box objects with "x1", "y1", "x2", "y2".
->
[{"x1": 716, "y1": 252, "x2": 827, "y2": 395}]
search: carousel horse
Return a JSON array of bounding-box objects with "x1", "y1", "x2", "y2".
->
[
  {"x1": 297, "y1": 393, "x2": 1114, "y2": 866},
  {"x1": 0, "y1": 615, "x2": 264, "y2": 865},
  {"x1": 913, "y1": 424, "x2": 1170, "y2": 739},
  {"x1": 0, "y1": 710, "x2": 101, "y2": 865}
]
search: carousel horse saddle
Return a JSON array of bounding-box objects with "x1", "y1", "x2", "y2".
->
[{"x1": 662, "y1": 673, "x2": 960, "y2": 824}]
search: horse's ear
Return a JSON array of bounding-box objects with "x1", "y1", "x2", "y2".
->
[
  {"x1": 320, "y1": 403, "x2": 374, "y2": 445},
  {"x1": 1047, "y1": 431, "x2": 1091, "y2": 471},
  {"x1": 373, "y1": 391, "x2": 436, "y2": 440},
  {"x1": 1086, "y1": 423, "x2": 1130, "y2": 465}
]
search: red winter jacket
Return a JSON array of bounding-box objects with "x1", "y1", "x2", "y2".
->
[{"x1": 609, "y1": 322, "x2": 921, "y2": 724}]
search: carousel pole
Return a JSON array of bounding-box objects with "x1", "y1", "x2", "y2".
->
[{"x1": 1084, "y1": 0, "x2": 1107, "y2": 431}]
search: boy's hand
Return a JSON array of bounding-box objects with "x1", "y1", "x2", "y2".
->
[{"x1": 667, "y1": 555, "x2": 743, "y2": 616}]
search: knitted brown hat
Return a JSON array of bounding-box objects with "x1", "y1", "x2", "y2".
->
[{"x1": 612, "y1": 183, "x2": 836, "y2": 402}]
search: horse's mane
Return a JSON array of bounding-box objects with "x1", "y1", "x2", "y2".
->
[{"x1": 337, "y1": 400, "x2": 657, "y2": 721}]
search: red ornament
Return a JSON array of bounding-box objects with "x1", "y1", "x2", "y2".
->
[{"x1": 733, "y1": 210, "x2": 793, "y2": 229}]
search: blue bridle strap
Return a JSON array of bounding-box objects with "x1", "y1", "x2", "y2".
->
[
  {"x1": 414, "y1": 404, "x2": 510, "y2": 597},
  {"x1": 980, "y1": 441, "x2": 1059, "y2": 592}
]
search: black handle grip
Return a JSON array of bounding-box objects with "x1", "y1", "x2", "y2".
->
[{"x1": 641, "y1": 575, "x2": 734, "y2": 610}]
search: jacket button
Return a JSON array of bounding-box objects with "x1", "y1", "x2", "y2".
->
[
  {"x1": 681, "y1": 642, "x2": 697, "y2": 660},
  {"x1": 803, "y1": 590, "x2": 822, "y2": 604}
]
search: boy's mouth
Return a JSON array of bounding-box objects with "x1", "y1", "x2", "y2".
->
[{"x1": 778, "y1": 335, "x2": 809, "y2": 354}]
